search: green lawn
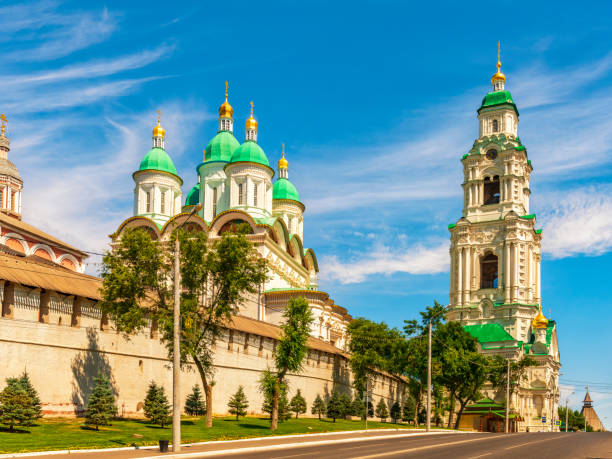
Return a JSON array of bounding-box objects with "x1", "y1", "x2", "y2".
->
[{"x1": 0, "y1": 416, "x2": 418, "y2": 453}]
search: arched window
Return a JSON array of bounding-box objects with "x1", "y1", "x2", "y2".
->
[
  {"x1": 483, "y1": 175, "x2": 500, "y2": 205},
  {"x1": 160, "y1": 191, "x2": 165, "y2": 214},
  {"x1": 492, "y1": 119, "x2": 499, "y2": 132},
  {"x1": 253, "y1": 182, "x2": 258, "y2": 207},
  {"x1": 146, "y1": 191, "x2": 151, "y2": 213},
  {"x1": 481, "y1": 253, "x2": 498, "y2": 289},
  {"x1": 212, "y1": 187, "x2": 218, "y2": 216},
  {"x1": 238, "y1": 183, "x2": 244, "y2": 205}
]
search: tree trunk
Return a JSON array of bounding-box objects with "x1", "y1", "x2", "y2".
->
[
  {"x1": 271, "y1": 382, "x2": 279, "y2": 431},
  {"x1": 446, "y1": 393, "x2": 455, "y2": 429},
  {"x1": 193, "y1": 355, "x2": 213, "y2": 428},
  {"x1": 413, "y1": 389, "x2": 422, "y2": 426},
  {"x1": 453, "y1": 400, "x2": 468, "y2": 430},
  {"x1": 318, "y1": 412, "x2": 321, "y2": 420}
]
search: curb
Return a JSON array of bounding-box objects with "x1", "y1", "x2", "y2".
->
[{"x1": 0, "y1": 427, "x2": 457, "y2": 458}]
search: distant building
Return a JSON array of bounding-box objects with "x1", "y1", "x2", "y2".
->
[
  {"x1": 446, "y1": 46, "x2": 561, "y2": 432},
  {"x1": 581, "y1": 390, "x2": 605, "y2": 431}
]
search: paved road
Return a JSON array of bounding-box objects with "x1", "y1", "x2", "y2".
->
[{"x1": 15, "y1": 431, "x2": 612, "y2": 459}]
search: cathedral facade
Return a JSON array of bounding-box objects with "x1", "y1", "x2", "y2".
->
[
  {"x1": 447, "y1": 50, "x2": 561, "y2": 432},
  {"x1": 114, "y1": 83, "x2": 351, "y2": 349}
]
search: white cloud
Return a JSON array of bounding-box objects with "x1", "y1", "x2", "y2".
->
[
  {"x1": 540, "y1": 186, "x2": 612, "y2": 258},
  {"x1": 320, "y1": 241, "x2": 448, "y2": 284}
]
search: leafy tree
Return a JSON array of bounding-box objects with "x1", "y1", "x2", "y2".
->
[
  {"x1": 268, "y1": 297, "x2": 313, "y2": 430},
  {"x1": 0, "y1": 379, "x2": 36, "y2": 432},
  {"x1": 351, "y1": 397, "x2": 366, "y2": 418},
  {"x1": 185, "y1": 385, "x2": 206, "y2": 417},
  {"x1": 375, "y1": 398, "x2": 389, "y2": 422},
  {"x1": 433, "y1": 321, "x2": 491, "y2": 429},
  {"x1": 260, "y1": 370, "x2": 290, "y2": 422},
  {"x1": 489, "y1": 356, "x2": 536, "y2": 399},
  {"x1": 143, "y1": 381, "x2": 170, "y2": 428},
  {"x1": 85, "y1": 374, "x2": 117, "y2": 431},
  {"x1": 311, "y1": 394, "x2": 326, "y2": 420},
  {"x1": 101, "y1": 227, "x2": 267, "y2": 428},
  {"x1": 558, "y1": 406, "x2": 586, "y2": 431},
  {"x1": 227, "y1": 386, "x2": 249, "y2": 420},
  {"x1": 326, "y1": 392, "x2": 344, "y2": 422},
  {"x1": 289, "y1": 390, "x2": 307, "y2": 419},
  {"x1": 390, "y1": 401, "x2": 401, "y2": 423}
]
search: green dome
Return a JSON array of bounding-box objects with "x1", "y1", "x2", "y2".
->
[
  {"x1": 478, "y1": 90, "x2": 519, "y2": 116},
  {"x1": 139, "y1": 147, "x2": 178, "y2": 176},
  {"x1": 185, "y1": 183, "x2": 200, "y2": 206},
  {"x1": 230, "y1": 140, "x2": 270, "y2": 166},
  {"x1": 205, "y1": 131, "x2": 239, "y2": 162},
  {"x1": 273, "y1": 178, "x2": 300, "y2": 202}
]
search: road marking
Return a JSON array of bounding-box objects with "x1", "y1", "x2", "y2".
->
[
  {"x1": 272, "y1": 453, "x2": 318, "y2": 459},
  {"x1": 503, "y1": 436, "x2": 563, "y2": 450},
  {"x1": 352, "y1": 435, "x2": 505, "y2": 458},
  {"x1": 470, "y1": 453, "x2": 492, "y2": 458}
]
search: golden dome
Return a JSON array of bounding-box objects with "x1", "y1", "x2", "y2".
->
[
  {"x1": 245, "y1": 101, "x2": 257, "y2": 130},
  {"x1": 532, "y1": 308, "x2": 549, "y2": 329},
  {"x1": 278, "y1": 143, "x2": 288, "y2": 169},
  {"x1": 153, "y1": 109, "x2": 165, "y2": 138},
  {"x1": 219, "y1": 81, "x2": 233, "y2": 119},
  {"x1": 491, "y1": 41, "x2": 506, "y2": 84}
]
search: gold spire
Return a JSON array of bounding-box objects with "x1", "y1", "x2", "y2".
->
[
  {"x1": 219, "y1": 81, "x2": 234, "y2": 119},
  {"x1": 152, "y1": 109, "x2": 165, "y2": 138},
  {"x1": 0, "y1": 114, "x2": 7, "y2": 137},
  {"x1": 245, "y1": 100, "x2": 258, "y2": 131},
  {"x1": 491, "y1": 41, "x2": 506, "y2": 85},
  {"x1": 278, "y1": 143, "x2": 289, "y2": 170},
  {"x1": 532, "y1": 306, "x2": 549, "y2": 329}
]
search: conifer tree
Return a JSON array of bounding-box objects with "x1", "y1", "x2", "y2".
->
[
  {"x1": 0, "y1": 378, "x2": 36, "y2": 432},
  {"x1": 311, "y1": 394, "x2": 326, "y2": 420},
  {"x1": 185, "y1": 385, "x2": 205, "y2": 417},
  {"x1": 390, "y1": 401, "x2": 401, "y2": 423},
  {"x1": 375, "y1": 398, "x2": 389, "y2": 422},
  {"x1": 289, "y1": 389, "x2": 307, "y2": 419},
  {"x1": 85, "y1": 374, "x2": 117, "y2": 431},
  {"x1": 15, "y1": 372, "x2": 42, "y2": 421},
  {"x1": 143, "y1": 381, "x2": 170, "y2": 428},
  {"x1": 227, "y1": 386, "x2": 249, "y2": 420},
  {"x1": 351, "y1": 397, "x2": 365, "y2": 418},
  {"x1": 326, "y1": 392, "x2": 344, "y2": 422}
]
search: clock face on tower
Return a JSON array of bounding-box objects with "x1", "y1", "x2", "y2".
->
[{"x1": 486, "y1": 149, "x2": 498, "y2": 160}]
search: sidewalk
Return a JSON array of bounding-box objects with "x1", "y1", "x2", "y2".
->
[{"x1": 0, "y1": 428, "x2": 460, "y2": 459}]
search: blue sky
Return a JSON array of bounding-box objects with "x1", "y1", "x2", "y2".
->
[{"x1": 2, "y1": 1, "x2": 611, "y2": 427}]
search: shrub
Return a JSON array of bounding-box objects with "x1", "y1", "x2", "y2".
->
[
  {"x1": 289, "y1": 389, "x2": 307, "y2": 419},
  {"x1": 227, "y1": 386, "x2": 249, "y2": 420},
  {"x1": 143, "y1": 381, "x2": 170, "y2": 427},
  {"x1": 185, "y1": 385, "x2": 206, "y2": 417},
  {"x1": 85, "y1": 374, "x2": 117, "y2": 431}
]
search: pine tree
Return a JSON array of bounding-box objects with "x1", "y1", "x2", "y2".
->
[
  {"x1": 16, "y1": 372, "x2": 42, "y2": 421},
  {"x1": 0, "y1": 378, "x2": 36, "y2": 432},
  {"x1": 351, "y1": 397, "x2": 365, "y2": 418},
  {"x1": 375, "y1": 398, "x2": 389, "y2": 422},
  {"x1": 311, "y1": 394, "x2": 326, "y2": 420},
  {"x1": 390, "y1": 401, "x2": 401, "y2": 423},
  {"x1": 185, "y1": 385, "x2": 206, "y2": 417},
  {"x1": 85, "y1": 374, "x2": 117, "y2": 431},
  {"x1": 367, "y1": 400, "x2": 374, "y2": 418},
  {"x1": 339, "y1": 393, "x2": 352, "y2": 420},
  {"x1": 227, "y1": 386, "x2": 249, "y2": 420},
  {"x1": 289, "y1": 390, "x2": 307, "y2": 419},
  {"x1": 143, "y1": 381, "x2": 170, "y2": 428},
  {"x1": 326, "y1": 392, "x2": 344, "y2": 422}
]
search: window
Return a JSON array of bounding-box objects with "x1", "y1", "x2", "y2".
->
[
  {"x1": 492, "y1": 119, "x2": 499, "y2": 132},
  {"x1": 212, "y1": 187, "x2": 218, "y2": 216},
  {"x1": 486, "y1": 149, "x2": 497, "y2": 160},
  {"x1": 11, "y1": 191, "x2": 15, "y2": 211},
  {"x1": 483, "y1": 175, "x2": 500, "y2": 205},
  {"x1": 253, "y1": 182, "x2": 258, "y2": 207},
  {"x1": 481, "y1": 253, "x2": 498, "y2": 289},
  {"x1": 146, "y1": 191, "x2": 151, "y2": 213},
  {"x1": 0, "y1": 189, "x2": 3, "y2": 208},
  {"x1": 160, "y1": 191, "x2": 165, "y2": 214},
  {"x1": 238, "y1": 183, "x2": 244, "y2": 205}
]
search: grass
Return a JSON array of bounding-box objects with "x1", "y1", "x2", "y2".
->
[{"x1": 0, "y1": 416, "x2": 419, "y2": 453}]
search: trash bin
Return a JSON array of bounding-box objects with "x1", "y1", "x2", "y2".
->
[{"x1": 159, "y1": 440, "x2": 169, "y2": 452}]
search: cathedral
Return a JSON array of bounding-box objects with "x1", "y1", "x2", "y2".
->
[
  {"x1": 113, "y1": 82, "x2": 352, "y2": 349},
  {"x1": 447, "y1": 48, "x2": 561, "y2": 432}
]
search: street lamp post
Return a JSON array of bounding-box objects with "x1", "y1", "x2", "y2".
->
[
  {"x1": 172, "y1": 204, "x2": 202, "y2": 453},
  {"x1": 426, "y1": 320, "x2": 432, "y2": 432},
  {"x1": 505, "y1": 358, "x2": 510, "y2": 433}
]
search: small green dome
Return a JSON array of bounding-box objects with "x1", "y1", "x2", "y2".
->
[
  {"x1": 230, "y1": 140, "x2": 270, "y2": 166},
  {"x1": 139, "y1": 147, "x2": 178, "y2": 176},
  {"x1": 478, "y1": 90, "x2": 519, "y2": 116},
  {"x1": 273, "y1": 178, "x2": 300, "y2": 202},
  {"x1": 205, "y1": 131, "x2": 239, "y2": 162},
  {"x1": 185, "y1": 183, "x2": 200, "y2": 206}
]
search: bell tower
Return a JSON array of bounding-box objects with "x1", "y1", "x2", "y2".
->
[{"x1": 447, "y1": 46, "x2": 543, "y2": 344}]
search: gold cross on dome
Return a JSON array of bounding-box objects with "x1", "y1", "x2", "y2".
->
[
  {"x1": 250, "y1": 100, "x2": 254, "y2": 115},
  {"x1": 157, "y1": 109, "x2": 161, "y2": 125},
  {"x1": 0, "y1": 114, "x2": 6, "y2": 136}
]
